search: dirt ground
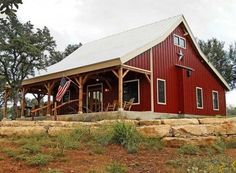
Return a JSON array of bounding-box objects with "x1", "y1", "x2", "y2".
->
[{"x1": 1, "y1": 143, "x2": 236, "y2": 173}]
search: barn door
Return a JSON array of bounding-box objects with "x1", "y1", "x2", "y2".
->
[
  {"x1": 87, "y1": 84, "x2": 103, "y2": 112},
  {"x1": 176, "y1": 68, "x2": 184, "y2": 114}
]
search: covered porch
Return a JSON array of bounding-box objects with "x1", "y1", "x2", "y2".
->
[{"x1": 9, "y1": 65, "x2": 152, "y2": 120}]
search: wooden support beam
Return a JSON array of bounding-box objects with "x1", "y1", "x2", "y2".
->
[
  {"x1": 54, "y1": 102, "x2": 57, "y2": 121},
  {"x1": 104, "y1": 79, "x2": 112, "y2": 90},
  {"x1": 145, "y1": 73, "x2": 151, "y2": 83},
  {"x1": 78, "y1": 76, "x2": 83, "y2": 114},
  {"x1": 83, "y1": 74, "x2": 89, "y2": 85},
  {"x1": 118, "y1": 67, "x2": 123, "y2": 110},
  {"x1": 122, "y1": 64, "x2": 151, "y2": 75},
  {"x1": 112, "y1": 69, "x2": 119, "y2": 78},
  {"x1": 45, "y1": 81, "x2": 55, "y2": 115},
  {"x1": 122, "y1": 69, "x2": 129, "y2": 79}
]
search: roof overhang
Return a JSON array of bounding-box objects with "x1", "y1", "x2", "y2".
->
[{"x1": 22, "y1": 58, "x2": 122, "y2": 86}]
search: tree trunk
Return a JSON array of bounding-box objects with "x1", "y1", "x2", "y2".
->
[{"x1": 11, "y1": 88, "x2": 19, "y2": 120}]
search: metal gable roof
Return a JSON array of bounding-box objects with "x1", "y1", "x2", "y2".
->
[{"x1": 24, "y1": 15, "x2": 230, "y2": 90}]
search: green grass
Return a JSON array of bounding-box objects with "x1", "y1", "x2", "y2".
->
[
  {"x1": 178, "y1": 144, "x2": 200, "y2": 155},
  {"x1": 141, "y1": 137, "x2": 164, "y2": 151},
  {"x1": 111, "y1": 122, "x2": 141, "y2": 153},
  {"x1": 167, "y1": 155, "x2": 236, "y2": 173},
  {"x1": 105, "y1": 162, "x2": 127, "y2": 173},
  {"x1": 26, "y1": 153, "x2": 53, "y2": 166}
]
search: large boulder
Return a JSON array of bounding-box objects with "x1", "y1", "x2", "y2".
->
[
  {"x1": 161, "y1": 119, "x2": 199, "y2": 126},
  {"x1": 171, "y1": 124, "x2": 227, "y2": 137},
  {"x1": 137, "y1": 125, "x2": 171, "y2": 138},
  {"x1": 163, "y1": 136, "x2": 218, "y2": 147},
  {"x1": 0, "y1": 126, "x2": 46, "y2": 136}
]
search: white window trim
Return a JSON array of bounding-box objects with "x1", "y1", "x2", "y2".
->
[
  {"x1": 157, "y1": 78, "x2": 166, "y2": 105},
  {"x1": 123, "y1": 79, "x2": 140, "y2": 105},
  {"x1": 212, "y1": 90, "x2": 219, "y2": 111},
  {"x1": 196, "y1": 87, "x2": 203, "y2": 109},
  {"x1": 173, "y1": 34, "x2": 186, "y2": 49}
]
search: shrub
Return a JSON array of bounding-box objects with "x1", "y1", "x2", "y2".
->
[
  {"x1": 105, "y1": 162, "x2": 127, "y2": 173},
  {"x1": 26, "y1": 153, "x2": 52, "y2": 166},
  {"x1": 21, "y1": 143, "x2": 40, "y2": 154},
  {"x1": 111, "y1": 122, "x2": 140, "y2": 153},
  {"x1": 41, "y1": 168, "x2": 64, "y2": 173},
  {"x1": 178, "y1": 144, "x2": 200, "y2": 155}
]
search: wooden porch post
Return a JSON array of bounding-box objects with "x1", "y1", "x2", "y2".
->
[
  {"x1": 118, "y1": 67, "x2": 123, "y2": 110},
  {"x1": 45, "y1": 81, "x2": 55, "y2": 116},
  {"x1": 20, "y1": 87, "x2": 26, "y2": 118},
  {"x1": 78, "y1": 76, "x2": 83, "y2": 114}
]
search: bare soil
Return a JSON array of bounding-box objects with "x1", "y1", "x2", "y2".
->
[{"x1": 1, "y1": 143, "x2": 236, "y2": 173}]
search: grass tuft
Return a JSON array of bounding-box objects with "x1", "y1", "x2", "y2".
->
[
  {"x1": 105, "y1": 162, "x2": 127, "y2": 173},
  {"x1": 178, "y1": 144, "x2": 200, "y2": 155}
]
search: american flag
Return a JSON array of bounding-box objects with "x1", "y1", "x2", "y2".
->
[{"x1": 56, "y1": 77, "x2": 71, "y2": 102}]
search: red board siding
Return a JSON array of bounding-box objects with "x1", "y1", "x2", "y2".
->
[
  {"x1": 125, "y1": 50, "x2": 150, "y2": 70},
  {"x1": 152, "y1": 23, "x2": 226, "y2": 116}
]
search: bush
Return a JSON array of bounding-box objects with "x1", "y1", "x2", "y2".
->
[
  {"x1": 21, "y1": 143, "x2": 40, "y2": 154},
  {"x1": 178, "y1": 144, "x2": 200, "y2": 155},
  {"x1": 226, "y1": 140, "x2": 236, "y2": 149},
  {"x1": 112, "y1": 122, "x2": 140, "y2": 153},
  {"x1": 105, "y1": 162, "x2": 127, "y2": 173},
  {"x1": 26, "y1": 153, "x2": 52, "y2": 166}
]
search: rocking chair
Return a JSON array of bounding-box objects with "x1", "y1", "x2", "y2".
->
[{"x1": 123, "y1": 98, "x2": 135, "y2": 111}]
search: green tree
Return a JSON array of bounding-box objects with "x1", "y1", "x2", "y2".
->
[
  {"x1": 228, "y1": 42, "x2": 236, "y2": 88},
  {"x1": 0, "y1": 0, "x2": 22, "y2": 16},
  {"x1": 0, "y1": 16, "x2": 56, "y2": 119},
  {"x1": 198, "y1": 38, "x2": 233, "y2": 88},
  {"x1": 49, "y1": 43, "x2": 82, "y2": 65}
]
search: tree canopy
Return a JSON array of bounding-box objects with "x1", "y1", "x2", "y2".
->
[
  {"x1": 48, "y1": 43, "x2": 82, "y2": 65},
  {"x1": 198, "y1": 38, "x2": 235, "y2": 89},
  {"x1": 0, "y1": 0, "x2": 22, "y2": 16},
  {"x1": 0, "y1": 16, "x2": 56, "y2": 118}
]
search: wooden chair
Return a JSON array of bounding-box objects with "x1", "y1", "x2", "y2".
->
[
  {"x1": 123, "y1": 98, "x2": 135, "y2": 111},
  {"x1": 106, "y1": 100, "x2": 117, "y2": 111}
]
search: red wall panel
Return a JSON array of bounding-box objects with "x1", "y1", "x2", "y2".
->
[{"x1": 152, "y1": 23, "x2": 226, "y2": 116}]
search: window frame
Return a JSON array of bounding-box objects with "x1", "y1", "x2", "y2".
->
[
  {"x1": 196, "y1": 87, "x2": 203, "y2": 109},
  {"x1": 123, "y1": 79, "x2": 140, "y2": 105},
  {"x1": 212, "y1": 90, "x2": 219, "y2": 111},
  {"x1": 173, "y1": 34, "x2": 186, "y2": 49},
  {"x1": 157, "y1": 78, "x2": 167, "y2": 105}
]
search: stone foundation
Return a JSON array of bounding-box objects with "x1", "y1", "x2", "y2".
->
[{"x1": 1, "y1": 117, "x2": 236, "y2": 147}]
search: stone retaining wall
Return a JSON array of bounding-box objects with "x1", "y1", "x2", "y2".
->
[{"x1": 0, "y1": 117, "x2": 236, "y2": 147}]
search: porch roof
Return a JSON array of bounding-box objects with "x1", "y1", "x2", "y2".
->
[{"x1": 23, "y1": 15, "x2": 230, "y2": 90}]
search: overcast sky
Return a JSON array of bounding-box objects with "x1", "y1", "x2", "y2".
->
[{"x1": 14, "y1": 0, "x2": 236, "y2": 106}]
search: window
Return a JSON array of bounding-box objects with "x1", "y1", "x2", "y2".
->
[
  {"x1": 196, "y1": 87, "x2": 203, "y2": 109},
  {"x1": 212, "y1": 91, "x2": 219, "y2": 110},
  {"x1": 123, "y1": 79, "x2": 140, "y2": 104},
  {"x1": 173, "y1": 34, "x2": 186, "y2": 48},
  {"x1": 157, "y1": 79, "x2": 166, "y2": 104}
]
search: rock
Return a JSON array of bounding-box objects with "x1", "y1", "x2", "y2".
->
[
  {"x1": 224, "y1": 122, "x2": 236, "y2": 135},
  {"x1": 137, "y1": 125, "x2": 171, "y2": 138},
  {"x1": 163, "y1": 136, "x2": 218, "y2": 147},
  {"x1": 137, "y1": 120, "x2": 162, "y2": 126},
  {"x1": 171, "y1": 124, "x2": 227, "y2": 137},
  {"x1": 48, "y1": 127, "x2": 73, "y2": 136},
  {"x1": 0, "y1": 126, "x2": 46, "y2": 136},
  {"x1": 161, "y1": 119, "x2": 199, "y2": 126},
  {"x1": 198, "y1": 118, "x2": 230, "y2": 124}
]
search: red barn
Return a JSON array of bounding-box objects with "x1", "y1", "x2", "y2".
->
[{"x1": 14, "y1": 15, "x2": 229, "y2": 118}]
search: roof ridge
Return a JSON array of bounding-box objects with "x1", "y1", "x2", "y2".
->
[{"x1": 82, "y1": 14, "x2": 183, "y2": 46}]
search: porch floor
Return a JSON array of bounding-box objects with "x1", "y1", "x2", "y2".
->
[{"x1": 17, "y1": 111, "x2": 211, "y2": 121}]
